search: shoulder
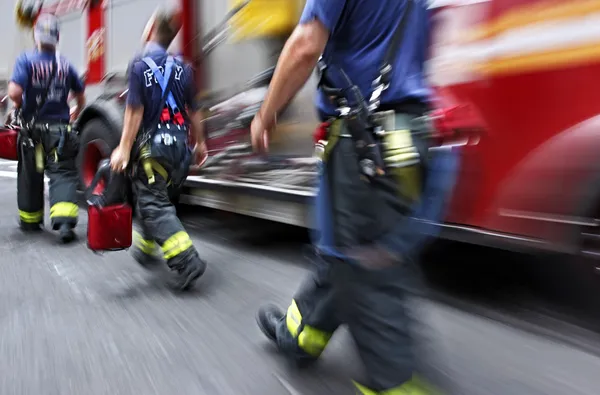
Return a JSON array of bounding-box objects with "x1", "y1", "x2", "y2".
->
[
  {"x1": 17, "y1": 51, "x2": 35, "y2": 63},
  {"x1": 129, "y1": 56, "x2": 149, "y2": 77}
]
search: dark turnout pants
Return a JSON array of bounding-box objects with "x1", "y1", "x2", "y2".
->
[
  {"x1": 131, "y1": 156, "x2": 199, "y2": 270},
  {"x1": 275, "y1": 146, "x2": 461, "y2": 394},
  {"x1": 276, "y1": 255, "x2": 420, "y2": 392},
  {"x1": 17, "y1": 124, "x2": 79, "y2": 229}
]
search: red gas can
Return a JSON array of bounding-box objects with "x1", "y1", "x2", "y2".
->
[
  {"x1": 87, "y1": 203, "x2": 133, "y2": 251},
  {"x1": 0, "y1": 128, "x2": 19, "y2": 161},
  {"x1": 86, "y1": 159, "x2": 133, "y2": 252}
]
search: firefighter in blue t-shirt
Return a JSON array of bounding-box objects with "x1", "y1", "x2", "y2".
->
[
  {"x1": 110, "y1": 8, "x2": 208, "y2": 291},
  {"x1": 8, "y1": 13, "x2": 86, "y2": 243},
  {"x1": 253, "y1": 0, "x2": 460, "y2": 393}
]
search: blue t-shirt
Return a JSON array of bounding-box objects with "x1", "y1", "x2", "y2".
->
[
  {"x1": 300, "y1": 0, "x2": 431, "y2": 117},
  {"x1": 127, "y1": 42, "x2": 199, "y2": 131},
  {"x1": 10, "y1": 49, "x2": 84, "y2": 122}
]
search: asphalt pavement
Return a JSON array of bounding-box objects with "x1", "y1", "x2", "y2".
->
[{"x1": 0, "y1": 159, "x2": 600, "y2": 394}]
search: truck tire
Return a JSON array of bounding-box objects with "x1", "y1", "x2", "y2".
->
[{"x1": 77, "y1": 118, "x2": 124, "y2": 204}]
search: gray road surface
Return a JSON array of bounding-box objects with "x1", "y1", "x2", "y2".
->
[{"x1": 0, "y1": 161, "x2": 598, "y2": 394}]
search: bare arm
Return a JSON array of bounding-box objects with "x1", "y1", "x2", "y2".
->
[
  {"x1": 7, "y1": 82, "x2": 23, "y2": 108},
  {"x1": 257, "y1": 20, "x2": 329, "y2": 129},
  {"x1": 120, "y1": 105, "x2": 144, "y2": 153},
  {"x1": 189, "y1": 110, "x2": 205, "y2": 145},
  {"x1": 70, "y1": 91, "x2": 86, "y2": 121}
]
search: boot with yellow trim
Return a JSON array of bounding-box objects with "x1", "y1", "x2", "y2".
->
[
  {"x1": 18, "y1": 210, "x2": 44, "y2": 232},
  {"x1": 130, "y1": 231, "x2": 164, "y2": 271},
  {"x1": 354, "y1": 374, "x2": 444, "y2": 395},
  {"x1": 165, "y1": 248, "x2": 206, "y2": 291},
  {"x1": 256, "y1": 303, "x2": 320, "y2": 368},
  {"x1": 58, "y1": 224, "x2": 76, "y2": 244}
]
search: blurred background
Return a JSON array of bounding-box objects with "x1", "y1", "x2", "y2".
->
[{"x1": 1, "y1": 0, "x2": 600, "y2": 394}]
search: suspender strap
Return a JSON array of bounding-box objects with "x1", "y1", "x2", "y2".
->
[
  {"x1": 141, "y1": 56, "x2": 179, "y2": 113},
  {"x1": 369, "y1": 0, "x2": 414, "y2": 110}
]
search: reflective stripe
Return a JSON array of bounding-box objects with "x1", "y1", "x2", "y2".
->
[
  {"x1": 285, "y1": 299, "x2": 332, "y2": 357},
  {"x1": 49, "y1": 202, "x2": 78, "y2": 218},
  {"x1": 19, "y1": 210, "x2": 43, "y2": 223},
  {"x1": 353, "y1": 376, "x2": 441, "y2": 395},
  {"x1": 133, "y1": 230, "x2": 159, "y2": 255},
  {"x1": 35, "y1": 144, "x2": 44, "y2": 173},
  {"x1": 161, "y1": 231, "x2": 193, "y2": 260},
  {"x1": 142, "y1": 158, "x2": 170, "y2": 186}
]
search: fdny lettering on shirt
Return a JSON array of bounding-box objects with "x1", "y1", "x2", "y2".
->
[
  {"x1": 31, "y1": 62, "x2": 69, "y2": 88},
  {"x1": 143, "y1": 65, "x2": 183, "y2": 87}
]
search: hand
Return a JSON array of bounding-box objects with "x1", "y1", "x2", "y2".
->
[
  {"x1": 250, "y1": 111, "x2": 275, "y2": 153},
  {"x1": 4, "y1": 111, "x2": 13, "y2": 126},
  {"x1": 193, "y1": 141, "x2": 208, "y2": 167},
  {"x1": 110, "y1": 145, "x2": 130, "y2": 173}
]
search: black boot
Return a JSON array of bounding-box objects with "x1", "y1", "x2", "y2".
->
[
  {"x1": 256, "y1": 304, "x2": 284, "y2": 342},
  {"x1": 166, "y1": 249, "x2": 206, "y2": 291},
  {"x1": 20, "y1": 222, "x2": 42, "y2": 232},
  {"x1": 58, "y1": 224, "x2": 75, "y2": 244},
  {"x1": 130, "y1": 245, "x2": 164, "y2": 272}
]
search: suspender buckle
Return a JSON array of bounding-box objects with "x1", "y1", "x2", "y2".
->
[
  {"x1": 173, "y1": 111, "x2": 184, "y2": 126},
  {"x1": 160, "y1": 108, "x2": 171, "y2": 123}
]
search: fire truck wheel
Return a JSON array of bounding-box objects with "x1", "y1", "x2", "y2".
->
[{"x1": 77, "y1": 118, "x2": 125, "y2": 204}]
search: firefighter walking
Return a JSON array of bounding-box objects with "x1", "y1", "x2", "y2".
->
[
  {"x1": 8, "y1": 13, "x2": 86, "y2": 243},
  {"x1": 110, "y1": 7, "x2": 208, "y2": 291},
  {"x1": 252, "y1": 0, "x2": 460, "y2": 393}
]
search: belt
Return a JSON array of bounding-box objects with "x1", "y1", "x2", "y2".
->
[{"x1": 31, "y1": 122, "x2": 71, "y2": 133}]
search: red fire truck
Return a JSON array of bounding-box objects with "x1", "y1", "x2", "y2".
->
[{"x1": 3, "y1": 0, "x2": 600, "y2": 273}]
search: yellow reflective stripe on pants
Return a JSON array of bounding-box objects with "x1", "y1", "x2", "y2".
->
[
  {"x1": 285, "y1": 299, "x2": 332, "y2": 357},
  {"x1": 35, "y1": 143, "x2": 44, "y2": 173},
  {"x1": 133, "y1": 230, "x2": 160, "y2": 255},
  {"x1": 49, "y1": 202, "x2": 78, "y2": 219},
  {"x1": 161, "y1": 231, "x2": 193, "y2": 260},
  {"x1": 19, "y1": 210, "x2": 43, "y2": 223},
  {"x1": 353, "y1": 376, "x2": 442, "y2": 395},
  {"x1": 142, "y1": 158, "x2": 170, "y2": 186}
]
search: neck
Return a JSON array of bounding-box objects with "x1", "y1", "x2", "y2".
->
[{"x1": 38, "y1": 44, "x2": 55, "y2": 54}]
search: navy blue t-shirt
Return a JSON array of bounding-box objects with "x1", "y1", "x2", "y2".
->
[
  {"x1": 10, "y1": 49, "x2": 84, "y2": 122},
  {"x1": 300, "y1": 0, "x2": 431, "y2": 117},
  {"x1": 127, "y1": 42, "x2": 199, "y2": 131}
]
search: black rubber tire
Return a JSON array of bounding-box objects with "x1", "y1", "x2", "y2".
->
[{"x1": 76, "y1": 118, "x2": 125, "y2": 205}]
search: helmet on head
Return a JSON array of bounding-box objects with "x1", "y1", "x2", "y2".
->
[
  {"x1": 15, "y1": 0, "x2": 43, "y2": 29},
  {"x1": 34, "y1": 13, "x2": 60, "y2": 47}
]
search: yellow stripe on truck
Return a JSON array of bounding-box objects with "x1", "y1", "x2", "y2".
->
[{"x1": 229, "y1": 0, "x2": 305, "y2": 40}]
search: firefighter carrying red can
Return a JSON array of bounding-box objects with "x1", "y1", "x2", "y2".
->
[{"x1": 109, "y1": 6, "x2": 208, "y2": 291}]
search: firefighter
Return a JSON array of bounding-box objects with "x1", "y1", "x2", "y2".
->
[
  {"x1": 252, "y1": 0, "x2": 460, "y2": 393},
  {"x1": 8, "y1": 13, "x2": 86, "y2": 243},
  {"x1": 109, "y1": 7, "x2": 208, "y2": 291}
]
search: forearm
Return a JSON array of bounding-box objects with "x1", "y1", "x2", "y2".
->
[
  {"x1": 259, "y1": 36, "x2": 321, "y2": 125},
  {"x1": 72, "y1": 94, "x2": 86, "y2": 119},
  {"x1": 8, "y1": 82, "x2": 23, "y2": 108},
  {"x1": 120, "y1": 106, "x2": 144, "y2": 151},
  {"x1": 190, "y1": 110, "x2": 205, "y2": 145}
]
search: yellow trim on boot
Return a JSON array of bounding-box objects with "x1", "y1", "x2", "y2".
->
[
  {"x1": 353, "y1": 376, "x2": 443, "y2": 395},
  {"x1": 133, "y1": 230, "x2": 160, "y2": 256},
  {"x1": 50, "y1": 202, "x2": 78, "y2": 219},
  {"x1": 285, "y1": 299, "x2": 333, "y2": 357},
  {"x1": 161, "y1": 231, "x2": 193, "y2": 260},
  {"x1": 19, "y1": 210, "x2": 43, "y2": 223}
]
